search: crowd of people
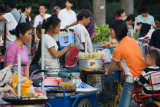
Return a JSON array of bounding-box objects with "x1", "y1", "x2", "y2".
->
[{"x1": 0, "y1": 0, "x2": 160, "y2": 107}]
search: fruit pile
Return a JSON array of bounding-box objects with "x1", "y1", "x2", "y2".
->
[{"x1": 93, "y1": 23, "x2": 110, "y2": 43}]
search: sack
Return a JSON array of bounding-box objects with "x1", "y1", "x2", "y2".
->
[{"x1": 0, "y1": 66, "x2": 14, "y2": 86}]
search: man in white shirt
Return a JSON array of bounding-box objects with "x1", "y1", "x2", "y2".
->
[
  {"x1": 75, "y1": 9, "x2": 93, "y2": 52},
  {"x1": 58, "y1": 0, "x2": 77, "y2": 29},
  {"x1": 33, "y1": 3, "x2": 51, "y2": 44},
  {"x1": 0, "y1": 10, "x2": 17, "y2": 46}
]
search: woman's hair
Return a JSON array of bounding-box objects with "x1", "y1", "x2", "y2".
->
[
  {"x1": 81, "y1": 0, "x2": 91, "y2": 10},
  {"x1": 115, "y1": 9, "x2": 125, "y2": 18},
  {"x1": 155, "y1": 15, "x2": 160, "y2": 22},
  {"x1": 140, "y1": 6, "x2": 148, "y2": 14},
  {"x1": 77, "y1": 9, "x2": 92, "y2": 21},
  {"x1": 10, "y1": 23, "x2": 32, "y2": 38},
  {"x1": 145, "y1": 49, "x2": 160, "y2": 64},
  {"x1": 109, "y1": 19, "x2": 128, "y2": 41},
  {"x1": 36, "y1": 24, "x2": 42, "y2": 34},
  {"x1": 22, "y1": 3, "x2": 32, "y2": 12},
  {"x1": 42, "y1": 15, "x2": 61, "y2": 33}
]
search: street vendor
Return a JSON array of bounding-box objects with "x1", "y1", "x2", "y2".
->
[
  {"x1": 4, "y1": 23, "x2": 32, "y2": 77},
  {"x1": 65, "y1": 9, "x2": 95, "y2": 71},
  {"x1": 41, "y1": 15, "x2": 76, "y2": 68},
  {"x1": 105, "y1": 19, "x2": 146, "y2": 107}
]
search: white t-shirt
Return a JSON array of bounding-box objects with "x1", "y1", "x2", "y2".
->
[
  {"x1": 33, "y1": 14, "x2": 51, "y2": 28},
  {"x1": 0, "y1": 22, "x2": 4, "y2": 36},
  {"x1": 58, "y1": 8, "x2": 77, "y2": 29},
  {"x1": 2, "y1": 13, "x2": 18, "y2": 46},
  {"x1": 75, "y1": 24, "x2": 93, "y2": 52},
  {"x1": 43, "y1": 34, "x2": 60, "y2": 68}
]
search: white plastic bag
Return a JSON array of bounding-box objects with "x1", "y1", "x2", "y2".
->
[{"x1": 102, "y1": 48, "x2": 112, "y2": 63}]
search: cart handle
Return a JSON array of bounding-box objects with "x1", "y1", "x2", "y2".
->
[{"x1": 44, "y1": 85, "x2": 66, "y2": 98}]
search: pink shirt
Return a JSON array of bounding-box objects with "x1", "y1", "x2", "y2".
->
[{"x1": 4, "y1": 42, "x2": 29, "y2": 76}]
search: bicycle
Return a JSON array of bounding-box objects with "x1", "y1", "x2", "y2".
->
[
  {"x1": 101, "y1": 69, "x2": 124, "y2": 107},
  {"x1": 132, "y1": 71, "x2": 160, "y2": 107}
]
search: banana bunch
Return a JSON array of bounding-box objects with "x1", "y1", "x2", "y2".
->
[{"x1": 78, "y1": 51, "x2": 103, "y2": 59}]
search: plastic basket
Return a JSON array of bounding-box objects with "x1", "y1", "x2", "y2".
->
[
  {"x1": 12, "y1": 76, "x2": 32, "y2": 96},
  {"x1": 58, "y1": 30, "x2": 74, "y2": 49}
]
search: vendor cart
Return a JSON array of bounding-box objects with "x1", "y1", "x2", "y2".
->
[{"x1": 44, "y1": 85, "x2": 97, "y2": 107}]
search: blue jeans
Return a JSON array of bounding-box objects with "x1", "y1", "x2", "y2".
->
[
  {"x1": 67, "y1": 65, "x2": 80, "y2": 72},
  {"x1": 118, "y1": 82, "x2": 135, "y2": 107}
]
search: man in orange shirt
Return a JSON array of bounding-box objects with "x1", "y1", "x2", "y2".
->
[{"x1": 105, "y1": 19, "x2": 146, "y2": 107}]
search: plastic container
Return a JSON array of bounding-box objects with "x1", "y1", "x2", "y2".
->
[
  {"x1": 44, "y1": 77, "x2": 62, "y2": 89},
  {"x1": 58, "y1": 29, "x2": 74, "y2": 49}
]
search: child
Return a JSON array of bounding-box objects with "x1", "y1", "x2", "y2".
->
[
  {"x1": 75, "y1": 9, "x2": 93, "y2": 52},
  {"x1": 33, "y1": 3, "x2": 51, "y2": 44},
  {"x1": 135, "y1": 49, "x2": 160, "y2": 95},
  {"x1": 65, "y1": 9, "x2": 93, "y2": 71},
  {"x1": 58, "y1": 0, "x2": 77, "y2": 29}
]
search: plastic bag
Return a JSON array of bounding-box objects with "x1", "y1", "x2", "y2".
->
[
  {"x1": 102, "y1": 48, "x2": 112, "y2": 63},
  {"x1": 144, "y1": 27, "x2": 155, "y2": 42}
]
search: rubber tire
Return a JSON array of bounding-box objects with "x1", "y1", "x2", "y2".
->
[
  {"x1": 77, "y1": 99, "x2": 92, "y2": 107},
  {"x1": 143, "y1": 101, "x2": 160, "y2": 107}
]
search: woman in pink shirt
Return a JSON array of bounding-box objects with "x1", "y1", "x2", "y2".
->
[{"x1": 4, "y1": 23, "x2": 32, "y2": 77}]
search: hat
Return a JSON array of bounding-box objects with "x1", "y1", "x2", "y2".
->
[{"x1": 53, "y1": 6, "x2": 60, "y2": 12}]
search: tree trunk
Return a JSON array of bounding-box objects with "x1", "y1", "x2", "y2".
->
[
  {"x1": 120, "y1": 0, "x2": 134, "y2": 15},
  {"x1": 49, "y1": 0, "x2": 56, "y2": 12},
  {"x1": 93, "y1": 0, "x2": 106, "y2": 25}
]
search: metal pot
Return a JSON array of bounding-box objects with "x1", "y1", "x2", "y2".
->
[
  {"x1": 78, "y1": 59, "x2": 103, "y2": 71},
  {"x1": 46, "y1": 68, "x2": 69, "y2": 77}
]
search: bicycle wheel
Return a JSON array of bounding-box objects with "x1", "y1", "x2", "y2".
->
[
  {"x1": 77, "y1": 99, "x2": 92, "y2": 107},
  {"x1": 102, "y1": 99, "x2": 115, "y2": 107},
  {"x1": 142, "y1": 101, "x2": 160, "y2": 107}
]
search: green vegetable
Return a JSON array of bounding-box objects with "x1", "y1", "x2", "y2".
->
[{"x1": 93, "y1": 23, "x2": 110, "y2": 43}]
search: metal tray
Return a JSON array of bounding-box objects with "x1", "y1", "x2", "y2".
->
[
  {"x1": 2, "y1": 96, "x2": 54, "y2": 105},
  {"x1": 46, "y1": 89, "x2": 75, "y2": 93},
  {"x1": 80, "y1": 69, "x2": 105, "y2": 74}
]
